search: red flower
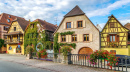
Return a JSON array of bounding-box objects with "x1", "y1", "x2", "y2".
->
[{"x1": 110, "y1": 66, "x2": 112, "y2": 69}]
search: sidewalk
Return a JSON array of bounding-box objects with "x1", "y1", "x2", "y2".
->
[{"x1": 0, "y1": 54, "x2": 119, "y2": 72}]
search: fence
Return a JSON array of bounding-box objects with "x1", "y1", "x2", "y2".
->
[
  {"x1": 32, "y1": 52, "x2": 130, "y2": 72},
  {"x1": 69, "y1": 53, "x2": 130, "y2": 72}
]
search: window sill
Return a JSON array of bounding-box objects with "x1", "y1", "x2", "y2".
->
[
  {"x1": 77, "y1": 27, "x2": 83, "y2": 29},
  {"x1": 71, "y1": 41, "x2": 77, "y2": 43},
  {"x1": 83, "y1": 41, "x2": 90, "y2": 43},
  {"x1": 66, "y1": 28, "x2": 72, "y2": 30}
]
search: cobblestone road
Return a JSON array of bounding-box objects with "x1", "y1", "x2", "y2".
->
[{"x1": 0, "y1": 54, "x2": 120, "y2": 72}]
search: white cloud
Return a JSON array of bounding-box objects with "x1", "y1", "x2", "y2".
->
[
  {"x1": 99, "y1": 23, "x2": 105, "y2": 28},
  {"x1": 0, "y1": 0, "x2": 110, "y2": 25},
  {"x1": 0, "y1": 0, "x2": 130, "y2": 26},
  {"x1": 120, "y1": 19, "x2": 130, "y2": 25},
  {"x1": 87, "y1": 0, "x2": 130, "y2": 17}
]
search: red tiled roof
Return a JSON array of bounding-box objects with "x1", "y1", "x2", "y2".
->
[
  {"x1": 124, "y1": 23, "x2": 130, "y2": 30},
  {"x1": 33, "y1": 19, "x2": 57, "y2": 32},
  {"x1": 0, "y1": 13, "x2": 24, "y2": 25},
  {"x1": 12, "y1": 17, "x2": 30, "y2": 31}
]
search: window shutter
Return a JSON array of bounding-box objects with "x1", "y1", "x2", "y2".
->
[
  {"x1": 107, "y1": 35, "x2": 110, "y2": 42},
  {"x1": 83, "y1": 20, "x2": 86, "y2": 27},
  {"x1": 89, "y1": 34, "x2": 93, "y2": 41},
  {"x1": 66, "y1": 35, "x2": 69, "y2": 42},
  {"x1": 58, "y1": 35, "x2": 61, "y2": 42},
  {"x1": 68, "y1": 35, "x2": 71, "y2": 42},
  {"x1": 71, "y1": 22, "x2": 73, "y2": 28},
  {"x1": 64, "y1": 23, "x2": 66, "y2": 29},
  {"x1": 79, "y1": 34, "x2": 83, "y2": 42},
  {"x1": 116, "y1": 35, "x2": 119, "y2": 42},
  {"x1": 77, "y1": 34, "x2": 80, "y2": 42}
]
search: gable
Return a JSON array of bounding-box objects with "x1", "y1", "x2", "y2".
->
[
  {"x1": 8, "y1": 21, "x2": 24, "y2": 33},
  {"x1": 55, "y1": 15, "x2": 99, "y2": 34},
  {"x1": 102, "y1": 16, "x2": 129, "y2": 33}
]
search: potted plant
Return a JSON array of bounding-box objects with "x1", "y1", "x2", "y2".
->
[{"x1": 26, "y1": 46, "x2": 34, "y2": 59}]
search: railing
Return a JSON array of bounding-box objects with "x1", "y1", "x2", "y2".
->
[
  {"x1": 4, "y1": 39, "x2": 23, "y2": 44},
  {"x1": 32, "y1": 52, "x2": 130, "y2": 72},
  {"x1": 69, "y1": 53, "x2": 130, "y2": 72}
]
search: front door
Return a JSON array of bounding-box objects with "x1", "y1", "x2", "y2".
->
[
  {"x1": 78, "y1": 47, "x2": 93, "y2": 60},
  {"x1": 16, "y1": 46, "x2": 21, "y2": 53}
]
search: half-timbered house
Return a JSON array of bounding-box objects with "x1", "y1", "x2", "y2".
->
[{"x1": 101, "y1": 15, "x2": 130, "y2": 55}]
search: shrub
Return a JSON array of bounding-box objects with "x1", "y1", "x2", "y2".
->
[
  {"x1": 60, "y1": 46, "x2": 72, "y2": 56},
  {"x1": 89, "y1": 50, "x2": 118, "y2": 68},
  {"x1": 26, "y1": 46, "x2": 34, "y2": 54},
  {"x1": 37, "y1": 49, "x2": 48, "y2": 58}
]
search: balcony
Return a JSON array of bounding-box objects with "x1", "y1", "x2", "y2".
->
[{"x1": 4, "y1": 39, "x2": 23, "y2": 44}]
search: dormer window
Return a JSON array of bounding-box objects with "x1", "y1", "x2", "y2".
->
[
  {"x1": 9, "y1": 15, "x2": 11, "y2": 18},
  {"x1": 7, "y1": 19, "x2": 10, "y2": 22}
]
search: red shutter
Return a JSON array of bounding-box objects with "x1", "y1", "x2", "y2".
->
[{"x1": 107, "y1": 35, "x2": 110, "y2": 42}]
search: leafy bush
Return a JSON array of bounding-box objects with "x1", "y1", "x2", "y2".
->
[
  {"x1": 0, "y1": 39, "x2": 6, "y2": 49},
  {"x1": 89, "y1": 50, "x2": 119, "y2": 69},
  {"x1": 37, "y1": 49, "x2": 48, "y2": 58},
  {"x1": 26, "y1": 46, "x2": 34, "y2": 54},
  {"x1": 60, "y1": 46, "x2": 72, "y2": 56}
]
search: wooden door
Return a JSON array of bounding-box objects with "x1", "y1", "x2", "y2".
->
[
  {"x1": 78, "y1": 47, "x2": 93, "y2": 60},
  {"x1": 16, "y1": 46, "x2": 21, "y2": 53}
]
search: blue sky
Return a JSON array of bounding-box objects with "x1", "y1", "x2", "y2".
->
[{"x1": 0, "y1": 0, "x2": 130, "y2": 28}]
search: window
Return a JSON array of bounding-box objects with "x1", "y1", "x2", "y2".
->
[
  {"x1": 72, "y1": 35, "x2": 77, "y2": 42},
  {"x1": 14, "y1": 27, "x2": 16, "y2": 31},
  {"x1": 110, "y1": 23, "x2": 114, "y2": 28},
  {"x1": 78, "y1": 21, "x2": 82, "y2": 27},
  {"x1": 9, "y1": 15, "x2": 11, "y2": 18},
  {"x1": 4, "y1": 26, "x2": 8, "y2": 31},
  {"x1": 9, "y1": 46, "x2": 12, "y2": 50},
  {"x1": 110, "y1": 35, "x2": 116, "y2": 42},
  {"x1": 66, "y1": 22, "x2": 71, "y2": 28},
  {"x1": 110, "y1": 50, "x2": 116, "y2": 55},
  {"x1": 4, "y1": 36, "x2": 7, "y2": 39},
  {"x1": 30, "y1": 24, "x2": 34, "y2": 29},
  {"x1": 61, "y1": 35, "x2": 66, "y2": 42},
  {"x1": 7, "y1": 19, "x2": 10, "y2": 22},
  {"x1": 84, "y1": 34, "x2": 89, "y2": 41}
]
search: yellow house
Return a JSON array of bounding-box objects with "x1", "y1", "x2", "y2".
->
[
  {"x1": 101, "y1": 15, "x2": 130, "y2": 56},
  {"x1": 4, "y1": 17, "x2": 29, "y2": 55}
]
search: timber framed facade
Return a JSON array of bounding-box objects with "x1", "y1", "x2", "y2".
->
[{"x1": 101, "y1": 15, "x2": 130, "y2": 55}]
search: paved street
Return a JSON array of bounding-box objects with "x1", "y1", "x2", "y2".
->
[
  {"x1": 0, "y1": 60, "x2": 52, "y2": 72},
  {"x1": 0, "y1": 54, "x2": 119, "y2": 72}
]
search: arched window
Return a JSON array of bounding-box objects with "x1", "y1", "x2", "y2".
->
[{"x1": 9, "y1": 46, "x2": 12, "y2": 50}]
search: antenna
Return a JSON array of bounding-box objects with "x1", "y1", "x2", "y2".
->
[{"x1": 54, "y1": 17, "x2": 59, "y2": 25}]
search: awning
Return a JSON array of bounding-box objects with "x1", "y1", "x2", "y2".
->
[{"x1": 4, "y1": 31, "x2": 23, "y2": 36}]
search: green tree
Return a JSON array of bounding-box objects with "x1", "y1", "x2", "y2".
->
[{"x1": 0, "y1": 39, "x2": 6, "y2": 49}]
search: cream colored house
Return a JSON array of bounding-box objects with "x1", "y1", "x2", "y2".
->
[{"x1": 54, "y1": 5, "x2": 100, "y2": 55}]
